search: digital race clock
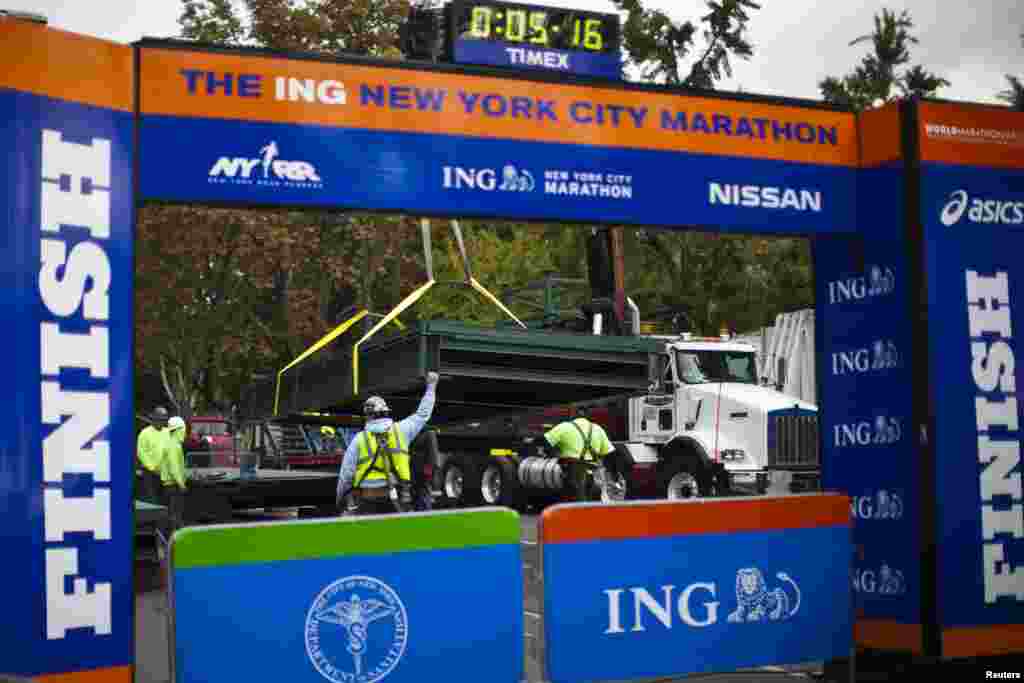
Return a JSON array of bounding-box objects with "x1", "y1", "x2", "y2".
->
[{"x1": 447, "y1": 1, "x2": 622, "y2": 80}]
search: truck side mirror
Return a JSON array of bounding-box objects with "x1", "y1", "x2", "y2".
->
[
  {"x1": 776, "y1": 357, "x2": 787, "y2": 391},
  {"x1": 648, "y1": 353, "x2": 661, "y2": 392}
]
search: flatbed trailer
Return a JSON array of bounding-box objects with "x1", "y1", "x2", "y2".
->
[
  {"x1": 183, "y1": 467, "x2": 338, "y2": 524},
  {"x1": 259, "y1": 318, "x2": 680, "y2": 509}
]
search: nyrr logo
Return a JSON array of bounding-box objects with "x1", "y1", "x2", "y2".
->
[
  {"x1": 305, "y1": 575, "x2": 408, "y2": 683},
  {"x1": 853, "y1": 564, "x2": 906, "y2": 595},
  {"x1": 827, "y1": 265, "x2": 896, "y2": 304},
  {"x1": 940, "y1": 190, "x2": 1024, "y2": 227},
  {"x1": 831, "y1": 339, "x2": 901, "y2": 376},
  {"x1": 442, "y1": 165, "x2": 535, "y2": 192},
  {"x1": 851, "y1": 490, "x2": 904, "y2": 520},
  {"x1": 833, "y1": 415, "x2": 902, "y2": 447},
  {"x1": 208, "y1": 141, "x2": 323, "y2": 187}
]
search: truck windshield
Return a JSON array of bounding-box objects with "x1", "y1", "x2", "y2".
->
[
  {"x1": 676, "y1": 350, "x2": 757, "y2": 385},
  {"x1": 193, "y1": 421, "x2": 229, "y2": 436}
]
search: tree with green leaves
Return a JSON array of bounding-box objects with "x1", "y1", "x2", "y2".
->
[
  {"x1": 611, "y1": 0, "x2": 760, "y2": 88},
  {"x1": 819, "y1": 8, "x2": 950, "y2": 111},
  {"x1": 997, "y1": 34, "x2": 1023, "y2": 111},
  {"x1": 180, "y1": 0, "x2": 408, "y2": 56}
]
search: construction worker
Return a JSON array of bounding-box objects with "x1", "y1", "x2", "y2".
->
[
  {"x1": 159, "y1": 416, "x2": 189, "y2": 534},
  {"x1": 541, "y1": 405, "x2": 615, "y2": 501},
  {"x1": 319, "y1": 425, "x2": 339, "y2": 454},
  {"x1": 336, "y1": 371, "x2": 439, "y2": 515},
  {"x1": 136, "y1": 406, "x2": 168, "y2": 503}
]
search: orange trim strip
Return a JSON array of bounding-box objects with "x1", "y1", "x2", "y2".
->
[
  {"x1": 943, "y1": 624, "x2": 1024, "y2": 658},
  {"x1": 854, "y1": 619, "x2": 923, "y2": 653},
  {"x1": 138, "y1": 47, "x2": 858, "y2": 167},
  {"x1": 36, "y1": 665, "x2": 132, "y2": 682},
  {"x1": 540, "y1": 494, "x2": 850, "y2": 544},
  {"x1": 0, "y1": 18, "x2": 133, "y2": 112},
  {"x1": 858, "y1": 104, "x2": 903, "y2": 167}
]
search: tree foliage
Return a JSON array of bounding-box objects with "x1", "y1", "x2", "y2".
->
[
  {"x1": 819, "y1": 8, "x2": 950, "y2": 111},
  {"x1": 997, "y1": 34, "x2": 1024, "y2": 111},
  {"x1": 611, "y1": 0, "x2": 760, "y2": 88},
  {"x1": 180, "y1": 0, "x2": 408, "y2": 56}
]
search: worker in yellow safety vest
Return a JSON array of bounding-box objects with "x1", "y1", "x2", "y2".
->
[
  {"x1": 159, "y1": 416, "x2": 189, "y2": 533},
  {"x1": 336, "y1": 371, "x2": 439, "y2": 515},
  {"x1": 136, "y1": 406, "x2": 168, "y2": 504},
  {"x1": 542, "y1": 405, "x2": 616, "y2": 501}
]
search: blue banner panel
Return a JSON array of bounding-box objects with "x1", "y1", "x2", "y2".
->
[
  {"x1": 138, "y1": 115, "x2": 858, "y2": 236},
  {"x1": 170, "y1": 511, "x2": 523, "y2": 683},
  {"x1": 920, "y1": 161, "x2": 1024, "y2": 637},
  {"x1": 0, "y1": 88, "x2": 134, "y2": 678},
  {"x1": 812, "y1": 163, "x2": 921, "y2": 638},
  {"x1": 453, "y1": 39, "x2": 622, "y2": 80},
  {"x1": 541, "y1": 501, "x2": 852, "y2": 683}
]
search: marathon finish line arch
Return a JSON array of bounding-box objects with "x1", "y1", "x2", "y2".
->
[{"x1": 2, "y1": 15, "x2": 1023, "y2": 681}]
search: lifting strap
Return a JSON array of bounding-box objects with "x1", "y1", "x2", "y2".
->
[
  {"x1": 571, "y1": 419, "x2": 597, "y2": 462},
  {"x1": 353, "y1": 426, "x2": 402, "y2": 489}
]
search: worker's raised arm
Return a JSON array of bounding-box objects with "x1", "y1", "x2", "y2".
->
[{"x1": 398, "y1": 372, "x2": 439, "y2": 444}]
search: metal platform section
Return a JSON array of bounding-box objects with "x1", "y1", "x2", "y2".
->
[
  {"x1": 184, "y1": 467, "x2": 337, "y2": 524},
  {"x1": 273, "y1": 320, "x2": 663, "y2": 425}
]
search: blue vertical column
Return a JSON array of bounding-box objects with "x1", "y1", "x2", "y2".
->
[
  {"x1": 813, "y1": 104, "x2": 922, "y2": 651},
  {"x1": 914, "y1": 100, "x2": 1024, "y2": 657},
  {"x1": 1, "y1": 68, "x2": 135, "y2": 682}
]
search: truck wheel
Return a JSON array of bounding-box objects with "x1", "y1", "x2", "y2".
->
[
  {"x1": 480, "y1": 458, "x2": 522, "y2": 508},
  {"x1": 441, "y1": 455, "x2": 482, "y2": 507},
  {"x1": 660, "y1": 461, "x2": 705, "y2": 501}
]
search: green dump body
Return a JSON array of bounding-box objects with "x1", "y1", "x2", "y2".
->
[{"x1": 267, "y1": 320, "x2": 664, "y2": 425}]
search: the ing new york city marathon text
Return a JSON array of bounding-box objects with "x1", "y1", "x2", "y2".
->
[
  {"x1": 38, "y1": 129, "x2": 115, "y2": 641},
  {"x1": 177, "y1": 70, "x2": 842, "y2": 145},
  {"x1": 966, "y1": 270, "x2": 1023, "y2": 603}
]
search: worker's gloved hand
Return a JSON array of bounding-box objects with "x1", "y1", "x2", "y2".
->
[{"x1": 426, "y1": 371, "x2": 440, "y2": 386}]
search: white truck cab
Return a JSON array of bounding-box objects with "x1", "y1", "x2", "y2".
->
[{"x1": 617, "y1": 335, "x2": 820, "y2": 497}]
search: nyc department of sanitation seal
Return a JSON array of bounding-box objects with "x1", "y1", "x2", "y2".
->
[{"x1": 304, "y1": 575, "x2": 409, "y2": 683}]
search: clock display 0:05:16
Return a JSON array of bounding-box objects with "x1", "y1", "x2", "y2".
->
[{"x1": 468, "y1": 6, "x2": 606, "y2": 51}]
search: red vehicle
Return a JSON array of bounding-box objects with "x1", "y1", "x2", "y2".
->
[{"x1": 185, "y1": 415, "x2": 237, "y2": 467}]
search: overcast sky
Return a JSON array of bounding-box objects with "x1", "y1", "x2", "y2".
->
[{"x1": 6, "y1": 0, "x2": 1020, "y2": 105}]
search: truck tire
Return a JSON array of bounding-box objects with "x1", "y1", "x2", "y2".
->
[
  {"x1": 480, "y1": 458, "x2": 522, "y2": 508},
  {"x1": 441, "y1": 454, "x2": 482, "y2": 507},
  {"x1": 658, "y1": 459, "x2": 712, "y2": 500}
]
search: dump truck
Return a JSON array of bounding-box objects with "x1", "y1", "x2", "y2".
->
[
  {"x1": 261, "y1": 224, "x2": 819, "y2": 510},
  {"x1": 269, "y1": 312, "x2": 820, "y2": 510}
]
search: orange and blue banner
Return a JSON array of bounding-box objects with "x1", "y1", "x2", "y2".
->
[
  {"x1": 539, "y1": 495, "x2": 853, "y2": 682},
  {"x1": 916, "y1": 101, "x2": 1024, "y2": 656},
  {"x1": 137, "y1": 43, "x2": 859, "y2": 235},
  {"x1": 1, "y1": 17, "x2": 135, "y2": 682}
]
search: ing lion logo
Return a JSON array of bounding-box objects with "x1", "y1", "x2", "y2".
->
[{"x1": 727, "y1": 568, "x2": 802, "y2": 623}]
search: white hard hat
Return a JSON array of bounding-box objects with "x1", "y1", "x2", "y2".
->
[
  {"x1": 363, "y1": 396, "x2": 390, "y2": 417},
  {"x1": 168, "y1": 416, "x2": 186, "y2": 431}
]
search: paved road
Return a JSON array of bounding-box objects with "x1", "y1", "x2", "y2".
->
[{"x1": 134, "y1": 512, "x2": 828, "y2": 683}]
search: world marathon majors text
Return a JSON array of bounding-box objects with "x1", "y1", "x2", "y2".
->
[{"x1": 174, "y1": 70, "x2": 841, "y2": 146}]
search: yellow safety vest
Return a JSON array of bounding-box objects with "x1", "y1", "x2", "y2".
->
[{"x1": 354, "y1": 426, "x2": 411, "y2": 486}]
